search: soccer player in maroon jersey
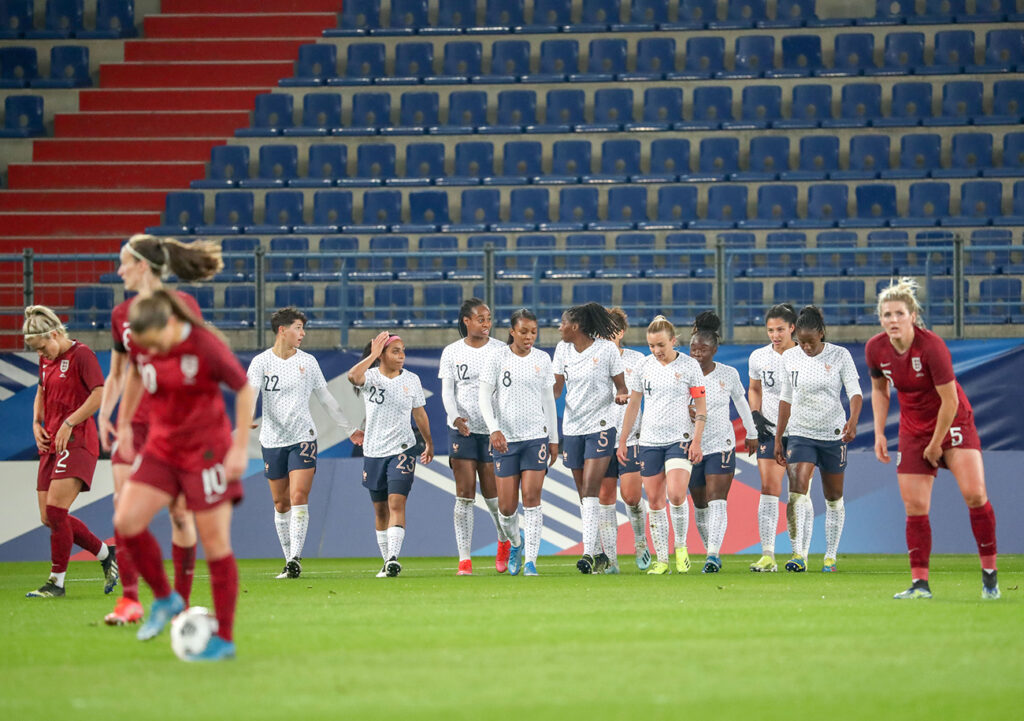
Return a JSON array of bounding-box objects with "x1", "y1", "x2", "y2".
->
[
  {"x1": 98, "y1": 234, "x2": 222, "y2": 625},
  {"x1": 113, "y1": 290, "x2": 254, "y2": 661},
  {"x1": 866, "y1": 278, "x2": 999, "y2": 600},
  {"x1": 23, "y1": 306, "x2": 118, "y2": 598}
]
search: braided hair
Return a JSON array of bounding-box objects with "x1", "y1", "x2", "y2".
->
[
  {"x1": 564, "y1": 302, "x2": 619, "y2": 340},
  {"x1": 795, "y1": 305, "x2": 827, "y2": 340},
  {"x1": 690, "y1": 310, "x2": 721, "y2": 349}
]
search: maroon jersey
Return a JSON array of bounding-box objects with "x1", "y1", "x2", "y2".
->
[
  {"x1": 865, "y1": 327, "x2": 974, "y2": 439},
  {"x1": 111, "y1": 291, "x2": 203, "y2": 425},
  {"x1": 38, "y1": 341, "x2": 104, "y2": 456},
  {"x1": 135, "y1": 323, "x2": 247, "y2": 472}
]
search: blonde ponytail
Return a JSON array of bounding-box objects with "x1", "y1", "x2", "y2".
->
[{"x1": 22, "y1": 305, "x2": 66, "y2": 339}]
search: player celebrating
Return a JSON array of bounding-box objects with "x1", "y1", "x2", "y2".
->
[
  {"x1": 605, "y1": 308, "x2": 650, "y2": 571},
  {"x1": 23, "y1": 306, "x2": 117, "y2": 598},
  {"x1": 685, "y1": 312, "x2": 758, "y2": 574},
  {"x1": 347, "y1": 332, "x2": 434, "y2": 578},
  {"x1": 618, "y1": 316, "x2": 706, "y2": 575},
  {"x1": 99, "y1": 233, "x2": 220, "y2": 625},
  {"x1": 552, "y1": 303, "x2": 628, "y2": 575},
  {"x1": 775, "y1": 306, "x2": 862, "y2": 573},
  {"x1": 478, "y1": 309, "x2": 559, "y2": 577},
  {"x1": 248, "y1": 307, "x2": 357, "y2": 580},
  {"x1": 439, "y1": 298, "x2": 508, "y2": 576},
  {"x1": 747, "y1": 304, "x2": 800, "y2": 573},
  {"x1": 113, "y1": 290, "x2": 253, "y2": 661},
  {"x1": 867, "y1": 278, "x2": 999, "y2": 600}
]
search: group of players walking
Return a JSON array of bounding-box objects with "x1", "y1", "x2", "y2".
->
[{"x1": 21, "y1": 234, "x2": 1002, "y2": 662}]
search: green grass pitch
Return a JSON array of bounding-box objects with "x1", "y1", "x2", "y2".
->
[{"x1": 1, "y1": 555, "x2": 1020, "y2": 721}]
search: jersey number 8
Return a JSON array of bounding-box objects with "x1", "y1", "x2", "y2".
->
[{"x1": 501, "y1": 371, "x2": 512, "y2": 387}]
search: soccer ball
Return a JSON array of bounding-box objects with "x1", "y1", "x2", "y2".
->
[{"x1": 170, "y1": 606, "x2": 218, "y2": 661}]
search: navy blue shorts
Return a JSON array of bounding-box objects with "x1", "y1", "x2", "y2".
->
[
  {"x1": 689, "y1": 450, "x2": 737, "y2": 488},
  {"x1": 639, "y1": 442, "x2": 690, "y2": 478},
  {"x1": 448, "y1": 429, "x2": 492, "y2": 463},
  {"x1": 262, "y1": 441, "x2": 317, "y2": 480},
  {"x1": 492, "y1": 438, "x2": 549, "y2": 478},
  {"x1": 561, "y1": 428, "x2": 616, "y2": 470},
  {"x1": 786, "y1": 436, "x2": 848, "y2": 474},
  {"x1": 363, "y1": 453, "x2": 416, "y2": 502},
  {"x1": 605, "y1": 444, "x2": 641, "y2": 478},
  {"x1": 757, "y1": 433, "x2": 788, "y2": 460}
]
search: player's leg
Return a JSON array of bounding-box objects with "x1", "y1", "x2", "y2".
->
[
  {"x1": 597, "y1": 475, "x2": 619, "y2": 573},
  {"x1": 285, "y1": 462, "x2": 315, "y2": 578},
  {"x1": 371, "y1": 493, "x2": 390, "y2": 573},
  {"x1": 945, "y1": 447, "x2": 998, "y2": 599},
  {"x1": 452, "y1": 458, "x2": 479, "y2": 574},
  {"x1": 31, "y1": 477, "x2": 98, "y2": 597},
  {"x1": 642, "y1": 470, "x2": 671, "y2": 574},
  {"x1": 168, "y1": 494, "x2": 197, "y2": 606},
  {"x1": 820, "y1": 462, "x2": 846, "y2": 572},
  {"x1": 703, "y1": 467, "x2": 734, "y2": 573},
  {"x1": 385, "y1": 492, "x2": 408, "y2": 576},
  {"x1": 268, "y1": 475, "x2": 292, "y2": 576},
  {"x1": 521, "y1": 469, "x2": 545, "y2": 576},
  {"x1": 752, "y1": 455, "x2": 784, "y2": 572},
  {"x1": 188, "y1": 501, "x2": 237, "y2": 660},
  {"x1": 894, "y1": 472, "x2": 935, "y2": 599},
  {"x1": 476, "y1": 453, "x2": 510, "y2": 572},
  {"x1": 579, "y1": 453, "x2": 614, "y2": 574},
  {"x1": 619, "y1": 453, "x2": 649, "y2": 570},
  {"x1": 107, "y1": 462, "x2": 144, "y2": 622},
  {"x1": 497, "y1": 472, "x2": 524, "y2": 575},
  {"x1": 784, "y1": 461, "x2": 814, "y2": 571},
  {"x1": 666, "y1": 464, "x2": 693, "y2": 573}
]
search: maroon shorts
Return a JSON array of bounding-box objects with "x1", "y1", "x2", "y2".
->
[
  {"x1": 111, "y1": 421, "x2": 147, "y2": 466},
  {"x1": 130, "y1": 453, "x2": 243, "y2": 512},
  {"x1": 37, "y1": 448, "x2": 98, "y2": 492},
  {"x1": 897, "y1": 421, "x2": 982, "y2": 477}
]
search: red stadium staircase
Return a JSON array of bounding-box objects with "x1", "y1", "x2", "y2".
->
[{"x1": 0, "y1": 0, "x2": 342, "y2": 329}]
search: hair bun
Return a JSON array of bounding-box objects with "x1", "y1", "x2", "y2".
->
[{"x1": 693, "y1": 310, "x2": 721, "y2": 333}]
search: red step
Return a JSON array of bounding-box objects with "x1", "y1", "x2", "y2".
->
[
  {"x1": 34, "y1": 138, "x2": 224, "y2": 162},
  {"x1": 79, "y1": 88, "x2": 263, "y2": 112},
  {"x1": 144, "y1": 13, "x2": 337, "y2": 39},
  {"x1": 0, "y1": 190, "x2": 170, "y2": 212},
  {"x1": 162, "y1": 0, "x2": 342, "y2": 13},
  {"x1": 0, "y1": 237, "x2": 124, "y2": 254},
  {"x1": 124, "y1": 38, "x2": 308, "y2": 62},
  {"x1": 0, "y1": 212, "x2": 162, "y2": 236},
  {"x1": 101, "y1": 61, "x2": 293, "y2": 88},
  {"x1": 8, "y1": 162, "x2": 206, "y2": 189},
  {"x1": 55, "y1": 111, "x2": 250, "y2": 138}
]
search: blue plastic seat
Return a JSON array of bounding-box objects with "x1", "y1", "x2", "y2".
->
[
  {"x1": 193, "y1": 145, "x2": 250, "y2": 188},
  {"x1": 900, "y1": 181, "x2": 950, "y2": 225},
  {"x1": 218, "y1": 239, "x2": 258, "y2": 282},
  {"x1": 237, "y1": 93, "x2": 293, "y2": 137},
  {"x1": 0, "y1": 94, "x2": 43, "y2": 137},
  {"x1": 239, "y1": 144, "x2": 298, "y2": 188},
  {"x1": 809, "y1": 230, "x2": 856, "y2": 276},
  {"x1": 849, "y1": 184, "x2": 897, "y2": 227},
  {"x1": 987, "y1": 132, "x2": 1024, "y2": 178},
  {"x1": 655, "y1": 233, "x2": 708, "y2": 277},
  {"x1": 867, "y1": 0, "x2": 914, "y2": 24},
  {"x1": 407, "y1": 283, "x2": 461, "y2": 326},
  {"x1": 884, "y1": 133, "x2": 941, "y2": 180},
  {"x1": 434, "y1": 0, "x2": 476, "y2": 32},
  {"x1": 980, "y1": 29, "x2": 1024, "y2": 71},
  {"x1": 975, "y1": 277, "x2": 1021, "y2": 323},
  {"x1": 251, "y1": 191, "x2": 303, "y2": 234},
  {"x1": 613, "y1": 233, "x2": 655, "y2": 277},
  {"x1": 784, "y1": 135, "x2": 839, "y2": 181},
  {"x1": 987, "y1": 80, "x2": 1024, "y2": 125},
  {"x1": 0, "y1": 0, "x2": 33, "y2": 38},
  {"x1": 297, "y1": 190, "x2": 353, "y2": 233},
  {"x1": 514, "y1": 234, "x2": 556, "y2": 278},
  {"x1": 267, "y1": 237, "x2": 309, "y2": 281},
  {"x1": 521, "y1": 284, "x2": 562, "y2": 325},
  {"x1": 394, "y1": 42, "x2": 434, "y2": 80},
  {"x1": 881, "y1": 32, "x2": 924, "y2": 73},
  {"x1": 300, "y1": 235, "x2": 358, "y2": 281},
  {"x1": 734, "y1": 85, "x2": 781, "y2": 130},
  {"x1": 32, "y1": 45, "x2": 90, "y2": 88},
  {"x1": 695, "y1": 185, "x2": 748, "y2": 229},
  {"x1": 528, "y1": 0, "x2": 573, "y2": 31},
  {"x1": 449, "y1": 141, "x2": 494, "y2": 184},
  {"x1": 27, "y1": 0, "x2": 84, "y2": 39},
  {"x1": 502, "y1": 187, "x2": 550, "y2": 230},
  {"x1": 488, "y1": 89, "x2": 536, "y2": 133},
  {"x1": 881, "y1": 82, "x2": 933, "y2": 127},
  {"x1": 823, "y1": 280, "x2": 865, "y2": 325},
  {"x1": 542, "y1": 88, "x2": 586, "y2": 131},
  {"x1": 738, "y1": 136, "x2": 789, "y2": 180},
  {"x1": 655, "y1": 185, "x2": 699, "y2": 229},
  {"x1": 584, "y1": 87, "x2": 633, "y2": 131},
  {"x1": 284, "y1": 44, "x2": 337, "y2": 86},
  {"x1": 915, "y1": 0, "x2": 966, "y2": 23},
  {"x1": 148, "y1": 192, "x2": 204, "y2": 235},
  {"x1": 722, "y1": 0, "x2": 768, "y2": 28},
  {"x1": 501, "y1": 140, "x2": 543, "y2": 183},
  {"x1": 485, "y1": 0, "x2": 525, "y2": 30},
  {"x1": 672, "y1": 281, "x2": 714, "y2": 313},
  {"x1": 582, "y1": 38, "x2": 628, "y2": 81},
  {"x1": 458, "y1": 188, "x2": 501, "y2": 231},
  {"x1": 591, "y1": 139, "x2": 641, "y2": 182},
  {"x1": 69, "y1": 287, "x2": 114, "y2": 330},
  {"x1": 0, "y1": 47, "x2": 38, "y2": 87},
  {"x1": 680, "y1": 36, "x2": 725, "y2": 78},
  {"x1": 698, "y1": 137, "x2": 740, "y2": 178},
  {"x1": 491, "y1": 40, "x2": 530, "y2": 80},
  {"x1": 730, "y1": 280, "x2": 764, "y2": 324},
  {"x1": 344, "y1": 92, "x2": 390, "y2": 135},
  {"x1": 391, "y1": 91, "x2": 439, "y2": 134},
  {"x1": 732, "y1": 35, "x2": 775, "y2": 77},
  {"x1": 776, "y1": 35, "x2": 822, "y2": 77},
  {"x1": 471, "y1": 279, "x2": 514, "y2": 314},
  {"x1": 932, "y1": 81, "x2": 983, "y2": 126},
  {"x1": 840, "y1": 134, "x2": 891, "y2": 179},
  {"x1": 78, "y1": 0, "x2": 136, "y2": 38},
  {"x1": 442, "y1": 90, "x2": 486, "y2": 133},
  {"x1": 912, "y1": 230, "x2": 954, "y2": 274},
  {"x1": 858, "y1": 230, "x2": 907, "y2": 276},
  {"x1": 405, "y1": 190, "x2": 450, "y2": 232},
  {"x1": 287, "y1": 93, "x2": 341, "y2": 136},
  {"x1": 686, "y1": 86, "x2": 733, "y2": 129},
  {"x1": 772, "y1": 0, "x2": 816, "y2": 26},
  {"x1": 677, "y1": 0, "x2": 717, "y2": 28},
  {"x1": 463, "y1": 235, "x2": 509, "y2": 277},
  {"x1": 343, "y1": 43, "x2": 385, "y2": 83},
  {"x1": 572, "y1": 282, "x2": 614, "y2": 305},
  {"x1": 827, "y1": 33, "x2": 875, "y2": 76},
  {"x1": 336, "y1": 0, "x2": 381, "y2": 34},
  {"x1": 948, "y1": 180, "x2": 1002, "y2": 226},
  {"x1": 621, "y1": 282, "x2": 662, "y2": 317},
  {"x1": 625, "y1": 0, "x2": 669, "y2": 28},
  {"x1": 535, "y1": 39, "x2": 579, "y2": 81},
  {"x1": 556, "y1": 234, "x2": 604, "y2": 277},
  {"x1": 549, "y1": 140, "x2": 591, "y2": 181},
  {"x1": 629, "y1": 37, "x2": 676, "y2": 80},
  {"x1": 579, "y1": 0, "x2": 621, "y2": 30},
  {"x1": 368, "y1": 283, "x2": 414, "y2": 325},
  {"x1": 827, "y1": 83, "x2": 881, "y2": 128},
  {"x1": 359, "y1": 190, "x2": 402, "y2": 231},
  {"x1": 177, "y1": 285, "x2": 214, "y2": 315},
  {"x1": 415, "y1": 235, "x2": 459, "y2": 278},
  {"x1": 317, "y1": 283, "x2": 364, "y2": 326},
  {"x1": 404, "y1": 142, "x2": 445, "y2": 184},
  {"x1": 931, "y1": 30, "x2": 974, "y2": 73},
  {"x1": 942, "y1": 133, "x2": 994, "y2": 177},
  {"x1": 601, "y1": 186, "x2": 647, "y2": 229},
  {"x1": 557, "y1": 186, "x2": 599, "y2": 230},
  {"x1": 196, "y1": 192, "x2": 254, "y2": 235},
  {"x1": 222, "y1": 285, "x2": 256, "y2": 326},
  {"x1": 387, "y1": 0, "x2": 428, "y2": 33},
  {"x1": 353, "y1": 143, "x2": 396, "y2": 183},
  {"x1": 646, "y1": 138, "x2": 690, "y2": 182},
  {"x1": 966, "y1": 228, "x2": 1012, "y2": 274},
  {"x1": 774, "y1": 278, "x2": 815, "y2": 308},
  {"x1": 792, "y1": 184, "x2": 848, "y2": 228},
  {"x1": 779, "y1": 84, "x2": 831, "y2": 128},
  {"x1": 746, "y1": 184, "x2": 798, "y2": 229},
  {"x1": 439, "y1": 41, "x2": 482, "y2": 80},
  {"x1": 971, "y1": 0, "x2": 1011, "y2": 21},
  {"x1": 637, "y1": 87, "x2": 682, "y2": 130}
]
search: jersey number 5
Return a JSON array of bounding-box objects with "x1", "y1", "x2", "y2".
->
[{"x1": 949, "y1": 426, "x2": 963, "y2": 446}]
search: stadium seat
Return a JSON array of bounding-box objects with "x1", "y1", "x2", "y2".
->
[
  {"x1": 653, "y1": 185, "x2": 698, "y2": 230},
  {"x1": 387, "y1": 92, "x2": 439, "y2": 135},
  {"x1": 338, "y1": 92, "x2": 389, "y2": 135},
  {"x1": 928, "y1": 30, "x2": 974, "y2": 75},
  {"x1": 580, "y1": 87, "x2": 632, "y2": 131},
  {"x1": 611, "y1": 232, "x2": 655, "y2": 278},
  {"x1": 337, "y1": 43, "x2": 384, "y2": 84},
  {"x1": 432, "y1": 0, "x2": 475, "y2": 32},
  {"x1": 386, "y1": 0, "x2": 428, "y2": 35},
  {"x1": 282, "y1": 44, "x2": 337, "y2": 86},
  {"x1": 674, "y1": 0, "x2": 717, "y2": 29},
  {"x1": 791, "y1": 183, "x2": 848, "y2": 228},
  {"x1": 533, "y1": 39, "x2": 580, "y2": 82},
  {"x1": 366, "y1": 284, "x2": 414, "y2": 326},
  {"x1": 655, "y1": 232, "x2": 710, "y2": 277},
  {"x1": 929, "y1": 81, "x2": 983, "y2": 127},
  {"x1": 984, "y1": 132, "x2": 1024, "y2": 178},
  {"x1": 773, "y1": 35, "x2": 822, "y2": 78},
  {"x1": 974, "y1": 29, "x2": 1024, "y2": 73},
  {"x1": 299, "y1": 235, "x2": 358, "y2": 280},
  {"x1": 938, "y1": 133, "x2": 994, "y2": 178},
  {"x1": 177, "y1": 285, "x2": 214, "y2": 315},
  {"x1": 578, "y1": 0, "x2": 621, "y2": 30},
  {"x1": 858, "y1": 230, "x2": 908, "y2": 276},
  {"x1": 334, "y1": 0, "x2": 381, "y2": 35},
  {"x1": 149, "y1": 192, "x2": 204, "y2": 235},
  {"x1": 409, "y1": 283, "x2": 462, "y2": 326},
  {"x1": 739, "y1": 85, "x2": 782, "y2": 128},
  {"x1": 672, "y1": 281, "x2": 714, "y2": 314},
  {"x1": 0, "y1": 47, "x2": 38, "y2": 87},
  {"x1": 527, "y1": 0, "x2": 573, "y2": 32},
  {"x1": 694, "y1": 185, "x2": 748, "y2": 229},
  {"x1": 720, "y1": 0, "x2": 769, "y2": 28},
  {"x1": 240, "y1": 144, "x2": 298, "y2": 188},
  {"x1": 823, "y1": 279, "x2": 865, "y2": 325},
  {"x1": 731, "y1": 35, "x2": 775, "y2": 77},
  {"x1": 351, "y1": 237, "x2": 409, "y2": 281},
  {"x1": 236, "y1": 94, "x2": 293, "y2": 137},
  {"x1": 623, "y1": 0, "x2": 669, "y2": 28},
  {"x1": 836, "y1": 134, "x2": 891, "y2": 180},
  {"x1": 78, "y1": 0, "x2": 136, "y2": 38},
  {"x1": 436, "y1": 41, "x2": 482, "y2": 82},
  {"x1": 865, "y1": 0, "x2": 914, "y2": 24},
  {"x1": 402, "y1": 142, "x2": 445, "y2": 185},
  {"x1": 250, "y1": 190, "x2": 303, "y2": 234},
  {"x1": 877, "y1": 82, "x2": 933, "y2": 128},
  {"x1": 645, "y1": 138, "x2": 690, "y2": 182},
  {"x1": 993, "y1": 180, "x2": 1024, "y2": 226},
  {"x1": 218, "y1": 238, "x2": 258, "y2": 282},
  {"x1": 485, "y1": 0, "x2": 525, "y2": 31},
  {"x1": 438, "y1": 90, "x2": 487, "y2": 134},
  {"x1": 601, "y1": 186, "x2": 648, "y2": 229},
  {"x1": 879, "y1": 32, "x2": 924, "y2": 74},
  {"x1": 555, "y1": 186, "x2": 599, "y2": 231},
  {"x1": 589, "y1": 139, "x2": 640, "y2": 183},
  {"x1": 347, "y1": 143, "x2": 395, "y2": 186},
  {"x1": 883, "y1": 133, "x2": 941, "y2": 180},
  {"x1": 456, "y1": 188, "x2": 501, "y2": 232},
  {"x1": 445, "y1": 141, "x2": 494, "y2": 185},
  {"x1": 973, "y1": 278, "x2": 1020, "y2": 324},
  {"x1": 486, "y1": 89, "x2": 536, "y2": 134},
  {"x1": 749, "y1": 231, "x2": 806, "y2": 277},
  {"x1": 222, "y1": 285, "x2": 256, "y2": 326},
  {"x1": 267, "y1": 237, "x2": 309, "y2": 281},
  {"x1": 970, "y1": 0, "x2": 1012, "y2": 22},
  {"x1": 521, "y1": 284, "x2": 562, "y2": 326},
  {"x1": 913, "y1": 0, "x2": 966, "y2": 24},
  {"x1": 501, "y1": 187, "x2": 550, "y2": 231},
  {"x1": 783, "y1": 135, "x2": 839, "y2": 181},
  {"x1": 415, "y1": 235, "x2": 459, "y2": 278},
  {"x1": 549, "y1": 233, "x2": 602, "y2": 278},
  {"x1": 845, "y1": 184, "x2": 897, "y2": 228},
  {"x1": 777, "y1": 84, "x2": 831, "y2": 128},
  {"x1": 68, "y1": 287, "x2": 114, "y2": 330},
  {"x1": 621, "y1": 282, "x2": 662, "y2": 317},
  {"x1": 735, "y1": 136, "x2": 789, "y2": 181},
  {"x1": 626, "y1": 37, "x2": 676, "y2": 80},
  {"x1": 500, "y1": 140, "x2": 543, "y2": 184},
  {"x1": 897, "y1": 181, "x2": 950, "y2": 226},
  {"x1": 731, "y1": 281, "x2": 764, "y2": 325},
  {"x1": 355, "y1": 190, "x2": 402, "y2": 232},
  {"x1": 580, "y1": 38, "x2": 627, "y2": 82},
  {"x1": 285, "y1": 93, "x2": 341, "y2": 137},
  {"x1": 403, "y1": 190, "x2": 450, "y2": 232},
  {"x1": 491, "y1": 40, "x2": 530, "y2": 81},
  {"x1": 986, "y1": 80, "x2": 1024, "y2": 125},
  {"x1": 572, "y1": 282, "x2": 614, "y2": 306},
  {"x1": 32, "y1": 45, "x2": 90, "y2": 88},
  {"x1": 294, "y1": 190, "x2": 353, "y2": 233},
  {"x1": 512, "y1": 234, "x2": 557, "y2": 279},
  {"x1": 806, "y1": 230, "x2": 855, "y2": 276},
  {"x1": 685, "y1": 86, "x2": 733, "y2": 130},
  {"x1": 965, "y1": 228, "x2": 1011, "y2": 274},
  {"x1": 0, "y1": 0, "x2": 33, "y2": 38},
  {"x1": 770, "y1": 0, "x2": 818, "y2": 27},
  {"x1": 316, "y1": 284, "x2": 365, "y2": 327},
  {"x1": 194, "y1": 192, "x2": 254, "y2": 235},
  {"x1": 0, "y1": 94, "x2": 44, "y2": 137},
  {"x1": 744, "y1": 184, "x2": 798, "y2": 229},
  {"x1": 26, "y1": 0, "x2": 84, "y2": 39},
  {"x1": 462, "y1": 235, "x2": 509, "y2": 278},
  {"x1": 539, "y1": 88, "x2": 586, "y2": 132},
  {"x1": 825, "y1": 82, "x2": 881, "y2": 128},
  {"x1": 827, "y1": 33, "x2": 876, "y2": 76},
  {"x1": 676, "y1": 36, "x2": 725, "y2": 80},
  {"x1": 391, "y1": 42, "x2": 434, "y2": 82},
  {"x1": 774, "y1": 279, "x2": 815, "y2": 306},
  {"x1": 636, "y1": 87, "x2": 682, "y2": 131},
  {"x1": 549, "y1": 139, "x2": 592, "y2": 182},
  {"x1": 945, "y1": 180, "x2": 1002, "y2": 226},
  {"x1": 698, "y1": 137, "x2": 740, "y2": 179}
]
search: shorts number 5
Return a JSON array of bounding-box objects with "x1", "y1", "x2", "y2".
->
[{"x1": 949, "y1": 427, "x2": 963, "y2": 447}]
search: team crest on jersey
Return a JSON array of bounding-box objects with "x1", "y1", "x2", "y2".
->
[
  {"x1": 452, "y1": 443, "x2": 459, "y2": 452},
  {"x1": 59, "y1": 359, "x2": 69, "y2": 373},
  {"x1": 674, "y1": 373, "x2": 681, "y2": 380},
  {"x1": 181, "y1": 355, "x2": 199, "y2": 384},
  {"x1": 299, "y1": 366, "x2": 305, "y2": 374},
  {"x1": 534, "y1": 365, "x2": 540, "y2": 373},
  {"x1": 592, "y1": 358, "x2": 599, "y2": 365},
  {"x1": 911, "y1": 357, "x2": 922, "y2": 371},
  {"x1": 825, "y1": 364, "x2": 833, "y2": 373},
  {"x1": 719, "y1": 380, "x2": 726, "y2": 389}
]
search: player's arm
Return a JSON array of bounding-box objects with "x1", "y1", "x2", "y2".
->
[
  {"x1": 224, "y1": 384, "x2": 255, "y2": 481},
  {"x1": 617, "y1": 390, "x2": 642, "y2": 464},
  {"x1": 774, "y1": 400, "x2": 791, "y2": 466},
  {"x1": 688, "y1": 388, "x2": 706, "y2": 464},
  {"x1": 32, "y1": 384, "x2": 49, "y2": 453},
  {"x1": 542, "y1": 387, "x2": 559, "y2": 467},
  {"x1": 611, "y1": 371, "x2": 628, "y2": 404},
  {"x1": 552, "y1": 373, "x2": 565, "y2": 399},
  {"x1": 54, "y1": 385, "x2": 104, "y2": 454},
  {"x1": 840, "y1": 352, "x2": 863, "y2": 443},
  {"x1": 412, "y1": 405, "x2": 433, "y2": 464},
  {"x1": 98, "y1": 349, "x2": 127, "y2": 452},
  {"x1": 347, "y1": 331, "x2": 389, "y2": 386},
  {"x1": 478, "y1": 379, "x2": 506, "y2": 453},
  {"x1": 314, "y1": 386, "x2": 357, "y2": 437},
  {"x1": 440, "y1": 376, "x2": 468, "y2": 436},
  {"x1": 869, "y1": 372, "x2": 891, "y2": 464},
  {"x1": 748, "y1": 376, "x2": 762, "y2": 413},
  {"x1": 245, "y1": 355, "x2": 263, "y2": 428},
  {"x1": 115, "y1": 362, "x2": 145, "y2": 463},
  {"x1": 923, "y1": 381, "x2": 959, "y2": 468},
  {"x1": 730, "y1": 376, "x2": 759, "y2": 455}
]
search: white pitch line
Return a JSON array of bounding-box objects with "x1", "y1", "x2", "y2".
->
[{"x1": 0, "y1": 358, "x2": 38, "y2": 386}]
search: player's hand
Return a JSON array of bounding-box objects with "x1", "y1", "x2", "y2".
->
[
  {"x1": 744, "y1": 438, "x2": 758, "y2": 456},
  {"x1": 841, "y1": 418, "x2": 857, "y2": 443},
  {"x1": 751, "y1": 410, "x2": 776, "y2": 444},
  {"x1": 223, "y1": 444, "x2": 247, "y2": 480},
  {"x1": 369, "y1": 330, "x2": 390, "y2": 359},
  {"x1": 420, "y1": 440, "x2": 434, "y2": 465},
  {"x1": 548, "y1": 442, "x2": 558, "y2": 467},
  {"x1": 490, "y1": 430, "x2": 508, "y2": 454},
  {"x1": 922, "y1": 440, "x2": 943, "y2": 468},
  {"x1": 614, "y1": 392, "x2": 629, "y2": 406},
  {"x1": 33, "y1": 420, "x2": 51, "y2": 454},
  {"x1": 874, "y1": 436, "x2": 890, "y2": 464},
  {"x1": 99, "y1": 415, "x2": 116, "y2": 453},
  {"x1": 616, "y1": 443, "x2": 628, "y2": 465},
  {"x1": 774, "y1": 439, "x2": 786, "y2": 467},
  {"x1": 54, "y1": 421, "x2": 73, "y2": 454},
  {"x1": 454, "y1": 417, "x2": 471, "y2": 436},
  {"x1": 688, "y1": 404, "x2": 696, "y2": 421},
  {"x1": 116, "y1": 424, "x2": 136, "y2": 464},
  {"x1": 349, "y1": 429, "x2": 364, "y2": 446},
  {"x1": 688, "y1": 440, "x2": 703, "y2": 464}
]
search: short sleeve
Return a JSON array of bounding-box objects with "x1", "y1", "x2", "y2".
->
[
  {"x1": 309, "y1": 357, "x2": 328, "y2": 391},
  {"x1": 841, "y1": 349, "x2": 863, "y2": 399},
  {"x1": 480, "y1": 349, "x2": 499, "y2": 387},
  {"x1": 552, "y1": 342, "x2": 565, "y2": 376},
  {"x1": 437, "y1": 345, "x2": 453, "y2": 380},
  {"x1": 246, "y1": 354, "x2": 264, "y2": 390},
  {"x1": 78, "y1": 347, "x2": 105, "y2": 391},
  {"x1": 542, "y1": 352, "x2": 555, "y2": 385},
  {"x1": 628, "y1": 361, "x2": 645, "y2": 393},
  {"x1": 923, "y1": 333, "x2": 956, "y2": 387},
  {"x1": 357, "y1": 367, "x2": 375, "y2": 391},
  {"x1": 779, "y1": 355, "x2": 794, "y2": 404},
  {"x1": 606, "y1": 343, "x2": 624, "y2": 377},
  {"x1": 748, "y1": 350, "x2": 760, "y2": 380},
  {"x1": 864, "y1": 336, "x2": 885, "y2": 378},
  {"x1": 111, "y1": 324, "x2": 126, "y2": 354},
  {"x1": 410, "y1": 373, "x2": 426, "y2": 408},
  {"x1": 203, "y1": 331, "x2": 248, "y2": 392}
]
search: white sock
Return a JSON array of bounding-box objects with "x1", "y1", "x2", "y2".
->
[
  {"x1": 758, "y1": 495, "x2": 778, "y2": 556},
  {"x1": 581, "y1": 496, "x2": 599, "y2": 557},
  {"x1": 51, "y1": 571, "x2": 66, "y2": 587},
  {"x1": 794, "y1": 494, "x2": 811, "y2": 558},
  {"x1": 289, "y1": 504, "x2": 309, "y2": 560},
  {"x1": 599, "y1": 503, "x2": 618, "y2": 567},
  {"x1": 669, "y1": 502, "x2": 689, "y2": 549},
  {"x1": 275, "y1": 510, "x2": 292, "y2": 561},
  {"x1": 387, "y1": 525, "x2": 405, "y2": 560},
  {"x1": 802, "y1": 493, "x2": 815, "y2": 557},
  {"x1": 500, "y1": 512, "x2": 521, "y2": 547},
  {"x1": 626, "y1": 501, "x2": 647, "y2": 551},
  {"x1": 375, "y1": 529, "x2": 388, "y2": 561},
  {"x1": 825, "y1": 497, "x2": 845, "y2": 560},
  {"x1": 523, "y1": 505, "x2": 543, "y2": 564},
  {"x1": 707, "y1": 499, "x2": 728, "y2": 556},
  {"x1": 483, "y1": 496, "x2": 508, "y2": 542},
  {"x1": 649, "y1": 506, "x2": 670, "y2": 562},
  {"x1": 95, "y1": 542, "x2": 109, "y2": 562},
  {"x1": 454, "y1": 497, "x2": 474, "y2": 562},
  {"x1": 695, "y1": 506, "x2": 709, "y2": 549},
  {"x1": 786, "y1": 492, "x2": 798, "y2": 551}
]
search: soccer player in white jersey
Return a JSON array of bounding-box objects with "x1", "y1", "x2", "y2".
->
[
  {"x1": 604, "y1": 308, "x2": 651, "y2": 571},
  {"x1": 248, "y1": 307, "x2": 359, "y2": 579},
  {"x1": 478, "y1": 309, "x2": 559, "y2": 577},
  {"x1": 684, "y1": 312, "x2": 758, "y2": 574},
  {"x1": 747, "y1": 303, "x2": 801, "y2": 573},
  {"x1": 438, "y1": 298, "x2": 508, "y2": 576},
  {"x1": 775, "y1": 306, "x2": 863, "y2": 573},
  {"x1": 347, "y1": 332, "x2": 434, "y2": 578},
  {"x1": 552, "y1": 303, "x2": 628, "y2": 575},
  {"x1": 618, "y1": 316, "x2": 706, "y2": 575}
]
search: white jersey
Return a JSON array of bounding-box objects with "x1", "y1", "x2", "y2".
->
[
  {"x1": 481, "y1": 345, "x2": 555, "y2": 443},
  {"x1": 697, "y1": 362, "x2": 757, "y2": 456},
  {"x1": 553, "y1": 338, "x2": 624, "y2": 436},
  {"x1": 748, "y1": 343, "x2": 789, "y2": 427},
  {"x1": 438, "y1": 337, "x2": 503, "y2": 434},
  {"x1": 614, "y1": 348, "x2": 645, "y2": 447},
  {"x1": 629, "y1": 351, "x2": 706, "y2": 446},
  {"x1": 779, "y1": 343, "x2": 862, "y2": 442},
  {"x1": 247, "y1": 348, "x2": 328, "y2": 448},
  {"x1": 357, "y1": 367, "x2": 426, "y2": 458}
]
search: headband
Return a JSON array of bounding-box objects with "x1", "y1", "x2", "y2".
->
[
  {"x1": 384, "y1": 335, "x2": 403, "y2": 347},
  {"x1": 126, "y1": 239, "x2": 170, "y2": 280}
]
